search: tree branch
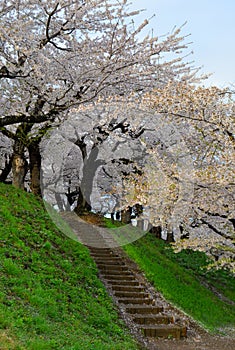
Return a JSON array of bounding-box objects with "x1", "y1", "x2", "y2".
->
[
  {"x1": 200, "y1": 218, "x2": 233, "y2": 241},
  {"x1": 0, "y1": 127, "x2": 17, "y2": 140}
]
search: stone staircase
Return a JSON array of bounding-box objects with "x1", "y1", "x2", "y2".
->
[
  {"x1": 89, "y1": 246, "x2": 187, "y2": 340},
  {"x1": 60, "y1": 212, "x2": 187, "y2": 344}
]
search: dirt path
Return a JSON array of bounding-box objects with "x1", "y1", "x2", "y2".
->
[{"x1": 148, "y1": 330, "x2": 235, "y2": 350}]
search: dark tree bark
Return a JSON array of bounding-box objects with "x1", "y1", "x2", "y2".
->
[
  {"x1": 0, "y1": 154, "x2": 12, "y2": 182},
  {"x1": 149, "y1": 225, "x2": 162, "y2": 239},
  {"x1": 12, "y1": 139, "x2": 28, "y2": 190},
  {"x1": 28, "y1": 141, "x2": 42, "y2": 196},
  {"x1": 166, "y1": 230, "x2": 175, "y2": 243},
  {"x1": 116, "y1": 211, "x2": 121, "y2": 221},
  {"x1": 75, "y1": 187, "x2": 92, "y2": 214},
  {"x1": 133, "y1": 203, "x2": 143, "y2": 218},
  {"x1": 74, "y1": 146, "x2": 105, "y2": 215},
  {"x1": 66, "y1": 184, "x2": 80, "y2": 206},
  {"x1": 121, "y1": 207, "x2": 132, "y2": 224},
  {"x1": 200, "y1": 218, "x2": 232, "y2": 240}
]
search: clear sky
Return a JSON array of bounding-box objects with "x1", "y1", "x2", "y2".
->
[{"x1": 129, "y1": 0, "x2": 235, "y2": 87}]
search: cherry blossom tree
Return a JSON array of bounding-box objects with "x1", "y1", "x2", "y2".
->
[
  {"x1": 40, "y1": 101, "x2": 151, "y2": 214},
  {"x1": 123, "y1": 82, "x2": 235, "y2": 267},
  {"x1": 145, "y1": 82, "x2": 234, "y2": 238},
  {"x1": 0, "y1": 0, "x2": 200, "y2": 191}
]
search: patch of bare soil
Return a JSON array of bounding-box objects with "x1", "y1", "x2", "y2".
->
[
  {"x1": 79, "y1": 212, "x2": 105, "y2": 226},
  {"x1": 147, "y1": 330, "x2": 235, "y2": 350}
]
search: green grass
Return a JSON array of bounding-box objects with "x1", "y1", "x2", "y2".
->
[
  {"x1": 120, "y1": 232, "x2": 235, "y2": 334},
  {"x1": 0, "y1": 184, "x2": 140, "y2": 350}
]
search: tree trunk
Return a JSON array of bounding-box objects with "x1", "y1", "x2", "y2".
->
[
  {"x1": 28, "y1": 141, "x2": 42, "y2": 196},
  {"x1": 136, "y1": 219, "x2": 144, "y2": 230},
  {"x1": 116, "y1": 211, "x2": 121, "y2": 221},
  {"x1": 149, "y1": 225, "x2": 162, "y2": 239},
  {"x1": 12, "y1": 139, "x2": 27, "y2": 190},
  {"x1": 166, "y1": 230, "x2": 175, "y2": 243},
  {"x1": 74, "y1": 187, "x2": 92, "y2": 215},
  {"x1": 74, "y1": 146, "x2": 104, "y2": 215},
  {"x1": 121, "y1": 207, "x2": 132, "y2": 224},
  {"x1": 0, "y1": 154, "x2": 12, "y2": 183},
  {"x1": 134, "y1": 203, "x2": 143, "y2": 218}
]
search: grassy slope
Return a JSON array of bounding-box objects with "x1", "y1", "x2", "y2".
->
[
  {"x1": 104, "y1": 218, "x2": 235, "y2": 334},
  {"x1": 0, "y1": 184, "x2": 140, "y2": 350},
  {"x1": 123, "y1": 233, "x2": 235, "y2": 334}
]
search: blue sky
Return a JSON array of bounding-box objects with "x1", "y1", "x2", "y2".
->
[{"x1": 129, "y1": 0, "x2": 235, "y2": 87}]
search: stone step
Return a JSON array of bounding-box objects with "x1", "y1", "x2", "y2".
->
[
  {"x1": 133, "y1": 315, "x2": 174, "y2": 325},
  {"x1": 96, "y1": 262, "x2": 126, "y2": 267},
  {"x1": 88, "y1": 247, "x2": 117, "y2": 254},
  {"x1": 89, "y1": 248, "x2": 114, "y2": 253},
  {"x1": 118, "y1": 298, "x2": 154, "y2": 305},
  {"x1": 125, "y1": 305, "x2": 164, "y2": 314},
  {"x1": 91, "y1": 255, "x2": 120, "y2": 260},
  {"x1": 114, "y1": 291, "x2": 149, "y2": 299},
  {"x1": 111, "y1": 285, "x2": 145, "y2": 292},
  {"x1": 82, "y1": 237, "x2": 102, "y2": 241},
  {"x1": 87, "y1": 242, "x2": 115, "y2": 248},
  {"x1": 103, "y1": 274, "x2": 136, "y2": 281},
  {"x1": 140, "y1": 325, "x2": 187, "y2": 339},
  {"x1": 90, "y1": 252, "x2": 119, "y2": 258},
  {"x1": 86, "y1": 242, "x2": 108, "y2": 246},
  {"x1": 84, "y1": 239, "x2": 105, "y2": 242},
  {"x1": 117, "y1": 298, "x2": 154, "y2": 305},
  {"x1": 97, "y1": 265, "x2": 129, "y2": 272},
  {"x1": 94, "y1": 256, "x2": 125, "y2": 265},
  {"x1": 87, "y1": 243, "x2": 188, "y2": 340},
  {"x1": 107, "y1": 280, "x2": 140, "y2": 286},
  {"x1": 85, "y1": 240, "x2": 107, "y2": 249},
  {"x1": 63, "y1": 215, "x2": 187, "y2": 339},
  {"x1": 101, "y1": 269, "x2": 133, "y2": 276},
  {"x1": 94, "y1": 257, "x2": 124, "y2": 263}
]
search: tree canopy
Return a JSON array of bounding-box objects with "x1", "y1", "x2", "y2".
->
[{"x1": 0, "y1": 0, "x2": 197, "y2": 127}]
